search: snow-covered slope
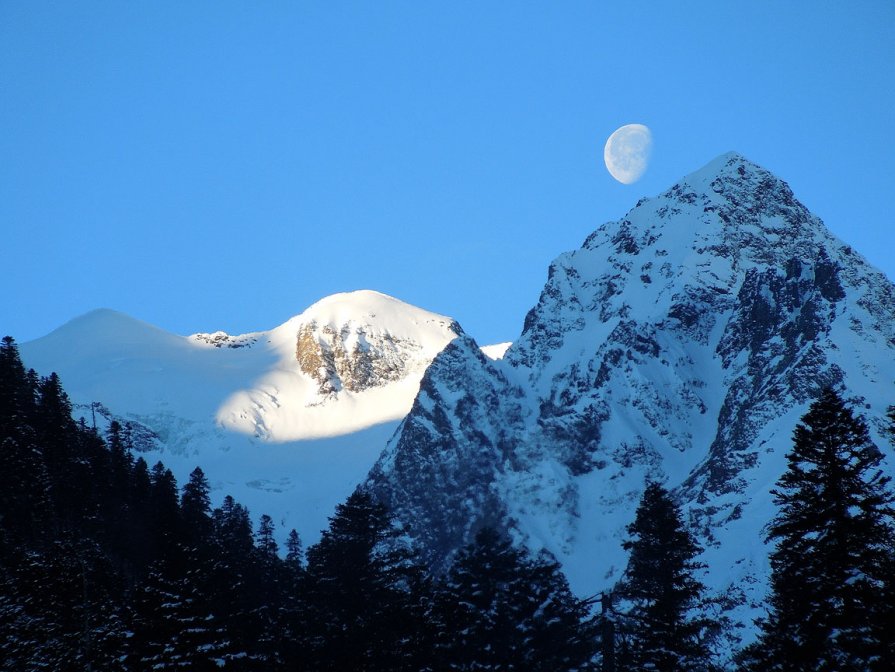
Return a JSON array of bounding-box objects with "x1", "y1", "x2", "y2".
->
[
  {"x1": 213, "y1": 290, "x2": 462, "y2": 440},
  {"x1": 367, "y1": 153, "x2": 895, "y2": 651},
  {"x1": 20, "y1": 290, "x2": 461, "y2": 545}
]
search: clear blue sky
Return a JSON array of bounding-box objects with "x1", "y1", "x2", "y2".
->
[{"x1": 2, "y1": 2, "x2": 893, "y2": 346}]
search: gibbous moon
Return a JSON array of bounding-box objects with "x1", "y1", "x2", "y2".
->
[{"x1": 604, "y1": 124, "x2": 652, "y2": 184}]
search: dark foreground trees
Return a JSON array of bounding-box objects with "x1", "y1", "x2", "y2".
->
[
  {"x1": 433, "y1": 526, "x2": 597, "y2": 671},
  {"x1": 739, "y1": 388, "x2": 895, "y2": 671},
  {"x1": 0, "y1": 336, "x2": 600, "y2": 670},
  {"x1": 8, "y1": 330, "x2": 895, "y2": 671},
  {"x1": 302, "y1": 490, "x2": 429, "y2": 671},
  {"x1": 614, "y1": 481, "x2": 716, "y2": 671}
]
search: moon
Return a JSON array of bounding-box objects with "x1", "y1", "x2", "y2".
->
[{"x1": 604, "y1": 124, "x2": 652, "y2": 184}]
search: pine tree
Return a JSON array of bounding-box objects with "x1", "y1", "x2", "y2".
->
[
  {"x1": 280, "y1": 528, "x2": 307, "y2": 669},
  {"x1": 0, "y1": 336, "x2": 37, "y2": 439},
  {"x1": 130, "y1": 560, "x2": 223, "y2": 672},
  {"x1": 0, "y1": 540, "x2": 129, "y2": 671},
  {"x1": 181, "y1": 466, "x2": 212, "y2": 543},
  {"x1": 433, "y1": 526, "x2": 597, "y2": 671},
  {"x1": 303, "y1": 490, "x2": 425, "y2": 671},
  {"x1": 285, "y1": 528, "x2": 303, "y2": 570},
  {"x1": 148, "y1": 461, "x2": 181, "y2": 556},
  {"x1": 615, "y1": 482, "x2": 713, "y2": 672},
  {"x1": 208, "y1": 495, "x2": 267, "y2": 667},
  {"x1": 251, "y1": 513, "x2": 283, "y2": 667},
  {"x1": 740, "y1": 388, "x2": 895, "y2": 671},
  {"x1": 524, "y1": 549, "x2": 599, "y2": 671},
  {"x1": 106, "y1": 421, "x2": 133, "y2": 502},
  {"x1": 255, "y1": 514, "x2": 278, "y2": 560}
]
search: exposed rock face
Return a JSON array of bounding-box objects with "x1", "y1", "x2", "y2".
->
[
  {"x1": 295, "y1": 321, "x2": 426, "y2": 395},
  {"x1": 368, "y1": 334, "x2": 525, "y2": 568},
  {"x1": 366, "y1": 153, "x2": 895, "y2": 653},
  {"x1": 212, "y1": 290, "x2": 464, "y2": 441},
  {"x1": 191, "y1": 331, "x2": 258, "y2": 348}
]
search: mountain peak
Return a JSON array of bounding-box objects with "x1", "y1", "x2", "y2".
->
[
  {"x1": 368, "y1": 153, "x2": 895, "y2": 661},
  {"x1": 677, "y1": 151, "x2": 769, "y2": 187},
  {"x1": 291, "y1": 289, "x2": 459, "y2": 336},
  {"x1": 656, "y1": 151, "x2": 802, "y2": 227}
]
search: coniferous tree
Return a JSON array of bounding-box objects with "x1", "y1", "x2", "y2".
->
[
  {"x1": 104, "y1": 421, "x2": 134, "y2": 561},
  {"x1": 126, "y1": 456, "x2": 154, "y2": 573},
  {"x1": 279, "y1": 528, "x2": 307, "y2": 669},
  {"x1": 130, "y1": 559, "x2": 223, "y2": 672},
  {"x1": 148, "y1": 461, "x2": 181, "y2": 558},
  {"x1": 285, "y1": 528, "x2": 303, "y2": 570},
  {"x1": 1, "y1": 539, "x2": 129, "y2": 671},
  {"x1": 256, "y1": 514, "x2": 278, "y2": 560},
  {"x1": 1, "y1": 338, "x2": 285, "y2": 669},
  {"x1": 303, "y1": 490, "x2": 425, "y2": 671},
  {"x1": 251, "y1": 513, "x2": 283, "y2": 667},
  {"x1": 0, "y1": 336, "x2": 37, "y2": 439},
  {"x1": 433, "y1": 526, "x2": 597, "y2": 671},
  {"x1": 209, "y1": 495, "x2": 269, "y2": 667},
  {"x1": 181, "y1": 466, "x2": 213, "y2": 543},
  {"x1": 615, "y1": 482, "x2": 713, "y2": 672},
  {"x1": 524, "y1": 549, "x2": 599, "y2": 671},
  {"x1": 740, "y1": 388, "x2": 895, "y2": 671}
]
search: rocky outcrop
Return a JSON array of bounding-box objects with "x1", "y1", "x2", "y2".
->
[
  {"x1": 295, "y1": 321, "x2": 425, "y2": 395},
  {"x1": 191, "y1": 331, "x2": 258, "y2": 348}
]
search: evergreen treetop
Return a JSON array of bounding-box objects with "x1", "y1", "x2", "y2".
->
[
  {"x1": 615, "y1": 481, "x2": 714, "y2": 672},
  {"x1": 741, "y1": 388, "x2": 895, "y2": 671}
]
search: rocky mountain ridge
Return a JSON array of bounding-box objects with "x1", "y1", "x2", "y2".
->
[{"x1": 366, "y1": 152, "x2": 895, "y2": 649}]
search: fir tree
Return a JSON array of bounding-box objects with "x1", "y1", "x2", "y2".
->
[
  {"x1": 105, "y1": 421, "x2": 133, "y2": 515},
  {"x1": 0, "y1": 336, "x2": 36, "y2": 439},
  {"x1": 433, "y1": 526, "x2": 597, "y2": 671},
  {"x1": 615, "y1": 482, "x2": 714, "y2": 672},
  {"x1": 181, "y1": 466, "x2": 212, "y2": 543},
  {"x1": 255, "y1": 513, "x2": 278, "y2": 560},
  {"x1": 279, "y1": 528, "x2": 307, "y2": 669},
  {"x1": 148, "y1": 461, "x2": 181, "y2": 556},
  {"x1": 130, "y1": 561, "x2": 223, "y2": 671},
  {"x1": 251, "y1": 513, "x2": 284, "y2": 667},
  {"x1": 740, "y1": 388, "x2": 895, "y2": 671},
  {"x1": 0, "y1": 540, "x2": 129, "y2": 671},
  {"x1": 303, "y1": 490, "x2": 425, "y2": 671},
  {"x1": 285, "y1": 528, "x2": 303, "y2": 570}
]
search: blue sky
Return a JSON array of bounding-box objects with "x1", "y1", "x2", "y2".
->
[{"x1": 2, "y1": 2, "x2": 893, "y2": 346}]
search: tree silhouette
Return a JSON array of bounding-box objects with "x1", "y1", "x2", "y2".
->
[
  {"x1": 740, "y1": 389, "x2": 895, "y2": 671},
  {"x1": 615, "y1": 482, "x2": 714, "y2": 671}
]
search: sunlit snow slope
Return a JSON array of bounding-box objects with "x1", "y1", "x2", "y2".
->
[{"x1": 20, "y1": 290, "x2": 461, "y2": 545}]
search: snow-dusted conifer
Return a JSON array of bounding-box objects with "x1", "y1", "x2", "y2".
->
[
  {"x1": 615, "y1": 482, "x2": 714, "y2": 671},
  {"x1": 740, "y1": 388, "x2": 895, "y2": 671}
]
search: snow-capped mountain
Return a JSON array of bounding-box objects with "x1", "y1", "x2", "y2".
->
[
  {"x1": 211, "y1": 290, "x2": 463, "y2": 440},
  {"x1": 19, "y1": 290, "x2": 461, "y2": 546},
  {"x1": 17, "y1": 153, "x2": 895, "y2": 655},
  {"x1": 366, "y1": 152, "x2": 895, "y2": 646}
]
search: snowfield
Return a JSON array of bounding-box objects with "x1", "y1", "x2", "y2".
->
[{"x1": 20, "y1": 290, "x2": 460, "y2": 546}]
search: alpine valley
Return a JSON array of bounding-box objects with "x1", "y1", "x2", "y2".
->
[{"x1": 18, "y1": 153, "x2": 895, "y2": 653}]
